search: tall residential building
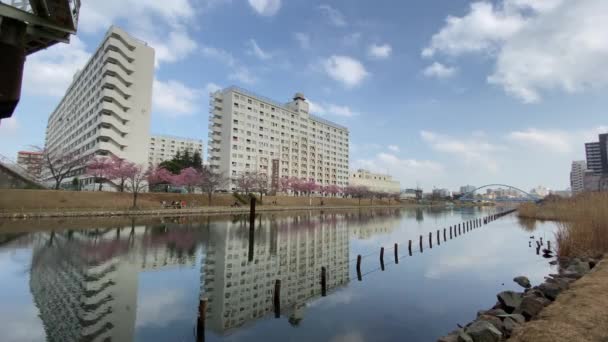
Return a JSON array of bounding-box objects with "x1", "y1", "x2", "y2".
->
[
  {"x1": 570, "y1": 160, "x2": 587, "y2": 195},
  {"x1": 209, "y1": 87, "x2": 350, "y2": 191},
  {"x1": 43, "y1": 26, "x2": 155, "y2": 187},
  {"x1": 459, "y1": 185, "x2": 476, "y2": 194},
  {"x1": 349, "y1": 169, "x2": 401, "y2": 193},
  {"x1": 16, "y1": 151, "x2": 44, "y2": 178},
  {"x1": 148, "y1": 135, "x2": 203, "y2": 166},
  {"x1": 585, "y1": 133, "x2": 608, "y2": 173}
]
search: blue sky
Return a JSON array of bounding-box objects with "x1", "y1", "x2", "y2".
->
[{"x1": 1, "y1": 0, "x2": 607, "y2": 191}]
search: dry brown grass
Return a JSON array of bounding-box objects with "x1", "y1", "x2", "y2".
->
[
  {"x1": 0, "y1": 189, "x2": 402, "y2": 212},
  {"x1": 518, "y1": 193, "x2": 608, "y2": 257}
]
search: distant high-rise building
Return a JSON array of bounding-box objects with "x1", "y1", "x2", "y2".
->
[
  {"x1": 209, "y1": 87, "x2": 349, "y2": 190},
  {"x1": 570, "y1": 160, "x2": 586, "y2": 194},
  {"x1": 148, "y1": 135, "x2": 203, "y2": 167},
  {"x1": 585, "y1": 133, "x2": 608, "y2": 173},
  {"x1": 459, "y1": 185, "x2": 476, "y2": 194},
  {"x1": 530, "y1": 186, "x2": 550, "y2": 197},
  {"x1": 43, "y1": 26, "x2": 155, "y2": 188},
  {"x1": 16, "y1": 151, "x2": 43, "y2": 178}
]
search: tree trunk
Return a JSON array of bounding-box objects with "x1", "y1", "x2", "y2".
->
[
  {"x1": 208, "y1": 191, "x2": 212, "y2": 205},
  {"x1": 132, "y1": 192, "x2": 138, "y2": 209},
  {"x1": 358, "y1": 198, "x2": 361, "y2": 206}
]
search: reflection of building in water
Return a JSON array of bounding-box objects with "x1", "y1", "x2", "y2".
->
[
  {"x1": 202, "y1": 213, "x2": 349, "y2": 333},
  {"x1": 346, "y1": 209, "x2": 402, "y2": 239},
  {"x1": 29, "y1": 224, "x2": 204, "y2": 342}
]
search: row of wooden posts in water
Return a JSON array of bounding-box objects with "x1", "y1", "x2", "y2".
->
[
  {"x1": 354, "y1": 208, "x2": 518, "y2": 280},
  {"x1": 194, "y1": 203, "x2": 516, "y2": 340}
]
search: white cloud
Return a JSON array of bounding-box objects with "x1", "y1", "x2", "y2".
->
[
  {"x1": 0, "y1": 117, "x2": 19, "y2": 136},
  {"x1": 201, "y1": 45, "x2": 256, "y2": 84},
  {"x1": 318, "y1": 4, "x2": 347, "y2": 27},
  {"x1": 388, "y1": 145, "x2": 400, "y2": 153},
  {"x1": 78, "y1": 1, "x2": 198, "y2": 66},
  {"x1": 308, "y1": 100, "x2": 358, "y2": 118},
  {"x1": 368, "y1": 43, "x2": 392, "y2": 59},
  {"x1": 247, "y1": 39, "x2": 272, "y2": 60},
  {"x1": 423, "y1": 0, "x2": 608, "y2": 103},
  {"x1": 421, "y1": 130, "x2": 502, "y2": 172},
  {"x1": 294, "y1": 32, "x2": 311, "y2": 49},
  {"x1": 507, "y1": 128, "x2": 573, "y2": 153},
  {"x1": 248, "y1": 0, "x2": 281, "y2": 16},
  {"x1": 152, "y1": 79, "x2": 202, "y2": 116},
  {"x1": 353, "y1": 152, "x2": 444, "y2": 186},
  {"x1": 423, "y1": 62, "x2": 457, "y2": 79},
  {"x1": 323, "y1": 55, "x2": 369, "y2": 88},
  {"x1": 22, "y1": 36, "x2": 90, "y2": 97},
  {"x1": 205, "y1": 82, "x2": 222, "y2": 93}
]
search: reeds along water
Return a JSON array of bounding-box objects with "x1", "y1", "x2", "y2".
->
[{"x1": 518, "y1": 193, "x2": 608, "y2": 258}]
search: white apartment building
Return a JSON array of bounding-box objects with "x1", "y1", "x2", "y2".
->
[
  {"x1": 43, "y1": 26, "x2": 154, "y2": 188},
  {"x1": 209, "y1": 87, "x2": 350, "y2": 191},
  {"x1": 570, "y1": 160, "x2": 587, "y2": 195},
  {"x1": 349, "y1": 169, "x2": 401, "y2": 193},
  {"x1": 148, "y1": 134, "x2": 203, "y2": 166}
]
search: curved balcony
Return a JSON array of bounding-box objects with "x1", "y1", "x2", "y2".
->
[
  {"x1": 102, "y1": 64, "x2": 133, "y2": 86},
  {"x1": 103, "y1": 42, "x2": 134, "y2": 62},
  {"x1": 101, "y1": 89, "x2": 131, "y2": 110},
  {"x1": 100, "y1": 100, "x2": 128, "y2": 119},
  {"x1": 108, "y1": 33, "x2": 135, "y2": 51},
  {"x1": 102, "y1": 79, "x2": 131, "y2": 99},
  {"x1": 98, "y1": 128, "x2": 128, "y2": 147},
  {"x1": 99, "y1": 115, "x2": 129, "y2": 134},
  {"x1": 104, "y1": 51, "x2": 133, "y2": 74}
]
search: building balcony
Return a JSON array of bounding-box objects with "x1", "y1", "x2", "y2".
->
[
  {"x1": 104, "y1": 51, "x2": 133, "y2": 74},
  {"x1": 102, "y1": 64, "x2": 133, "y2": 86},
  {"x1": 100, "y1": 100, "x2": 129, "y2": 119},
  {"x1": 101, "y1": 89, "x2": 131, "y2": 110},
  {"x1": 103, "y1": 42, "x2": 135, "y2": 62},
  {"x1": 209, "y1": 123, "x2": 222, "y2": 132},
  {"x1": 99, "y1": 127, "x2": 128, "y2": 147},
  {"x1": 209, "y1": 116, "x2": 222, "y2": 125},
  {"x1": 99, "y1": 114, "x2": 129, "y2": 134},
  {"x1": 102, "y1": 79, "x2": 132, "y2": 99}
]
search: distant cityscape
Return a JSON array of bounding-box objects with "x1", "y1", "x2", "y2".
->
[{"x1": 0, "y1": 25, "x2": 576, "y2": 199}]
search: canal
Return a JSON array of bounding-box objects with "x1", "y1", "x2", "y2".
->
[{"x1": 0, "y1": 207, "x2": 557, "y2": 342}]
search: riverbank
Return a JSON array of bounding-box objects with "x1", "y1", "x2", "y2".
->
[{"x1": 518, "y1": 193, "x2": 608, "y2": 258}]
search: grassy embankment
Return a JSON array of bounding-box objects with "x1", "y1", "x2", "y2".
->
[
  {"x1": 518, "y1": 193, "x2": 608, "y2": 257},
  {"x1": 0, "y1": 189, "x2": 405, "y2": 213}
]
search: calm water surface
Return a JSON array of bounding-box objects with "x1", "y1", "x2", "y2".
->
[{"x1": 0, "y1": 207, "x2": 558, "y2": 342}]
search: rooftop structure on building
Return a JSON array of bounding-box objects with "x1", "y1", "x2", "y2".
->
[
  {"x1": 148, "y1": 134, "x2": 203, "y2": 167},
  {"x1": 42, "y1": 26, "x2": 154, "y2": 189},
  {"x1": 349, "y1": 169, "x2": 401, "y2": 193},
  {"x1": 208, "y1": 87, "x2": 350, "y2": 191}
]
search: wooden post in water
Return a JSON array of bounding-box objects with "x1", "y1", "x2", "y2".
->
[
  {"x1": 419, "y1": 235, "x2": 423, "y2": 252},
  {"x1": 380, "y1": 247, "x2": 385, "y2": 270},
  {"x1": 429, "y1": 232, "x2": 433, "y2": 248},
  {"x1": 248, "y1": 198, "x2": 256, "y2": 262},
  {"x1": 450, "y1": 226, "x2": 453, "y2": 239},
  {"x1": 548, "y1": 241, "x2": 551, "y2": 250},
  {"x1": 443, "y1": 228, "x2": 447, "y2": 242},
  {"x1": 321, "y1": 267, "x2": 327, "y2": 296},
  {"x1": 356, "y1": 255, "x2": 362, "y2": 280},
  {"x1": 540, "y1": 237, "x2": 543, "y2": 245},
  {"x1": 274, "y1": 279, "x2": 281, "y2": 318},
  {"x1": 196, "y1": 298, "x2": 207, "y2": 342},
  {"x1": 394, "y1": 243, "x2": 399, "y2": 264},
  {"x1": 408, "y1": 240, "x2": 412, "y2": 256},
  {"x1": 437, "y1": 230, "x2": 440, "y2": 245}
]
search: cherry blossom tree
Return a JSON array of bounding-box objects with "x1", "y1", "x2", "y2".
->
[
  {"x1": 123, "y1": 163, "x2": 149, "y2": 208},
  {"x1": 173, "y1": 167, "x2": 200, "y2": 193},
  {"x1": 86, "y1": 156, "x2": 112, "y2": 191},
  {"x1": 324, "y1": 184, "x2": 341, "y2": 197},
  {"x1": 106, "y1": 155, "x2": 136, "y2": 192},
  {"x1": 279, "y1": 177, "x2": 292, "y2": 194},
  {"x1": 344, "y1": 185, "x2": 369, "y2": 205},
  {"x1": 301, "y1": 180, "x2": 319, "y2": 197},
  {"x1": 147, "y1": 166, "x2": 175, "y2": 192},
  {"x1": 196, "y1": 166, "x2": 228, "y2": 205},
  {"x1": 36, "y1": 146, "x2": 86, "y2": 190},
  {"x1": 235, "y1": 172, "x2": 256, "y2": 194}
]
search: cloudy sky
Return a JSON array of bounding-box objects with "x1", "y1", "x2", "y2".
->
[{"x1": 1, "y1": 0, "x2": 607, "y2": 191}]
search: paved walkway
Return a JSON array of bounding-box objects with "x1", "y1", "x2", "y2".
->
[{"x1": 510, "y1": 258, "x2": 608, "y2": 342}]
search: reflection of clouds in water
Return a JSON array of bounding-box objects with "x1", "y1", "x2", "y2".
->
[
  {"x1": 135, "y1": 290, "x2": 188, "y2": 328},
  {"x1": 308, "y1": 288, "x2": 358, "y2": 309},
  {"x1": 1, "y1": 306, "x2": 45, "y2": 342},
  {"x1": 330, "y1": 331, "x2": 366, "y2": 342}
]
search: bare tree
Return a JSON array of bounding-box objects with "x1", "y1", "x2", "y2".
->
[
  {"x1": 235, "y1": 172, "x2": 256, "y2": 194},
  {"x1": 197, "y1": 167, "x2": 228, "y2": 205},
  {"x1": 36, "y1": 146, "x2": 85, "y2": 190},
  {"x1": 123, "y1": 163, "x2": 149, "y2": 209},
  {"x1": 253, "y1": 172, "x2": 270, "y2": 202}
]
